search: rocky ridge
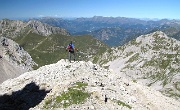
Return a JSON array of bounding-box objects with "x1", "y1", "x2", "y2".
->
[
  {"x1": 0, "y1": 59, "x2": 180, "y2": 110},
  {"x1": 0, "y1": 19, "x2": 70, "y2": 38},
  {"x1": 101, "y1": 31, "x2": 180, "y2": 100},
  {"x1": 26, "y1": 20, "x2": 70, "y2": 36}
]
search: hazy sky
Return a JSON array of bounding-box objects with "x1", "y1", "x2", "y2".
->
[{"x1": 0, "y1": 0, "x2": 179, "y2": 19}]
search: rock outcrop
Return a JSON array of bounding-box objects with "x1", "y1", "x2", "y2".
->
[
  {"x1": 26, "y1": 20, "x2": 70, "y2": 36},
  {"x1": 0, "y1": 59, "x2": 180, "y2": 110},
  {"x1": 0, "y1": 37, "x2": 37, "y2": 83}
]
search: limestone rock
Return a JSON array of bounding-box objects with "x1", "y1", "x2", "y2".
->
[
  {"x1": 102, "y1": 31, "x2": 180, "y2": 101},
  {"x1": 0, "y1": 37, "x2": 37, "y2": 83},
  {"x1": 0, "y1": 59, "x2": 179, "y2": 110},
  {"x1": 0, "y1": 19, "x2": 70, "y2": 38}
]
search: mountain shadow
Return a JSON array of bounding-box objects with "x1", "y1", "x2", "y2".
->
[{"x1": 0, "y1": 82, "x2": 50, "y2": 110}]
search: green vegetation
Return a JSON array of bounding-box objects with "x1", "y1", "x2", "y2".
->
[
  {"x1": 92, "y1": 45, "x2": 109, "y2": 64},
  {"x1": 169, "y1": 92, "x2": 180, "y2": 99},
  {"x1": 160, "y1": 59, "x2": 171, "y2": 70},
  {"x1": 141, "y1": 46, "x2": 148, "y2": 53},
  {"x1": 143, "y1": 53, "x2": 179, "y2": 70},
  {"x1": 130, "y1": 39, "x2": 141, "y2": 46},
  {"x1": 117, "y1": 45, "x2": 126, "y2": 51},
  {"x1": 127, "y1": 53, "x2": 140, "y2": 63},
  {"x1": 44, "y1": 82, "x2": 90, "y2": 109},
  {"x1": 93, "y1": 56, "x2": 99, "y2": 64},
  {"x1": 163, "y1": 87, "x2": 180, "y2": 100},
  {"x1": 152, "y1": 34, "x2": 167, "y2": 51},
  {"x1": 74, "y1": 82, "x2": 88, "y2": 88},
  {"x1": 13, "y1": 32, "x2": 109, "y2": 68},
  {"x1": 126, "y1": 51, "x2": 134, "y2": 57},
  {"x1": 153, "y1": 33, "x2": 159, "y2": 38},
  {"x1": 142, "y1": 52, "x2": 180, "y2": 88},
  {"x1": 174, "y1": 82, "x2": 180, "y2": 91},
  {"x1": 116, "y1": 100, "x2": 132, "y2": 109},
  {"x1": 132, "y1": 79, "x2": 137, "y2": 83}
]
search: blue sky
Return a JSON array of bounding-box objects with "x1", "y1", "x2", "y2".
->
[{"x1": 0, "y1": 0, "x2": 179, "y2": 19}]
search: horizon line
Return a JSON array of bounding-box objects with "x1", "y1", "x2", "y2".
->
[{"x1": 0, "y1": 16, "x2": 179, "y2": 21}]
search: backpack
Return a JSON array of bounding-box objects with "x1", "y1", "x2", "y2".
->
[{"x1": 68, "y1": 44, "x2": 74, "y2": 51}]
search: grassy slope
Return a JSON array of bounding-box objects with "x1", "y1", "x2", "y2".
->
[{"x1": 13, "y1": 32, "x2": 109, "y2": 69}]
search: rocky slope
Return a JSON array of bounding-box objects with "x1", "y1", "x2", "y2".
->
[
  {"x1": 101, "y1": 31, "x2": 180, "y2": 100},
  {"x1": 26, "y1": 20, "x2": 70, "y2": 36},
  {"x1": 0, "y1": 59, "x2": 180, "y2": 110},
  {"x1": 0, "y1": 19, "x2": 70, "y2": 39},
  {"x1": 0, "y1": 57, "x2": 27, "y2": 84},
  {"x1": 0, "y1": 37, "x2": 37, "y2": 83}
]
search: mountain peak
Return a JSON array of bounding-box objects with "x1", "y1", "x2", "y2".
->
[
  {"x1": 102, "y1": 31, "x2": 180, "y2": 101},
  {"x1": 26, "y1": 20, "x2": 70, "y2": 36},
  {"x1": 143, "y1": 31, "x2": 168, "y2": 39},
  {"x1": 0, "y1": 19, "x2": 70, "y2": 38}
]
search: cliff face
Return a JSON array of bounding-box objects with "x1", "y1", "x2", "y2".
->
[
  {"x1": 0, "y1": 59, "x2": 180, "y2": 110},
  {"x1": 26, "y1": 20, "x2": 70, "y2": 36}
]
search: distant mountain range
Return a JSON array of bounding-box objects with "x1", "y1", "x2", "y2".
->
[{"x1": 34, "y1": 16, "x2": 180, "y2": 46}]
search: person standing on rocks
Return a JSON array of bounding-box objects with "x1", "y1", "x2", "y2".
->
[{"x1": 66, "y1": 41, "x2": 77, "y2": 62}]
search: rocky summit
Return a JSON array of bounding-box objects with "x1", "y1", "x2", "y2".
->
[{"x1": 0, "y1": 59, "x2": 180, "y2": 110}]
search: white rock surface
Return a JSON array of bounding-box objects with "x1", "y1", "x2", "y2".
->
[{"x1": 0, "y1": 59, "x2": 180, "y2": 110}]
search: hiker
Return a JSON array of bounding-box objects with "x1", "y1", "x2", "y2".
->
[{"x1": 66, "y1": 41, "x2": 77, "y2": 62}]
